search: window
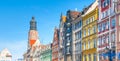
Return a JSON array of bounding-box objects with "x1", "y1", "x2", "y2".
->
[
  {"x1": 101, "y1": 23, "x2": 103, "y2": 31},
  {"x1": 92, "y1": 16, "x2": 95, "y2": 21},
  {"x1": 75, "y1": 21, "x2": 82, "y2": 30},
  {"x1": 102, "y1": 12, "x2": 104, "y2": 18},
  {"x1": 102, "y1": 1, "x2": 105, "y2": 8},
  {"x1": 103, "y1": 35, "x2": 106, "y2": 43},
  {"x1": 105, "y1": 10, "x2": 108, "y2": 17},
  {"x1": 88, "y1": 41, "x2": 90, "y2": 49},
  {"x1": 111, "y1": 33, "x2": 115, "y2": 42},
  {"x1": 102, "y1": 0, "x2": 109, "y2": 8},
  {"x1": 94, "y1": 39, "x2": 97, "y2": 48},
  {"x1": 88, "y1": 28, "x2": 90, "y2": 35},
  {"x1": 84, "y1": 42, "x2": 86, "y2": 50},
  {"x1": 88, "y1": 18, "x2": 90, "y2": 24},
  {"x1": 75, "y1": 31, "x2": 82, "y2": 40},
  {"x1": 93, "y1": 26, "x2": 96, "y2": 33},
  {"x1": 100, "y1": 37, "x2": 102, "y2": 45},
  {"x1": 79, "y1": 30, "x2": 82, "y2": 39},
  {"x1": 86, "y1": 20, "x2": 88, "y2": 25},
  {"x1": 80, "y1": 20, "x2": 82, "y2": 27},
  {"x1": 75, "y1": 33, "x2": 78, "y2": 40},
  {"x1": 67, "y1": 28, "x2": 71, "y2": 32},
  {"x1": 107, "y1": 0, "x2": 110, "y2": 5},
  {"x1": 84, "y1": 55, "x2": 87, "y2": 61},
  {"x1": 84, "y1": 30, "x2": 86, "y2": 37},
  {"x1": 67, "y1": 37, "x2": 70, "y2": 42},
  {"x1": 103, "y1": 22, "x2": 105, "y2": 31},
  {"x1": 106, "y1": 20, "x2": 109, "y2": 29},
  {"x1": 111, "y1": 18, "x2": 116, "y2": 28},
  {"x1": 106, "y1": 35, "x2": 109, "y2": 43},
  {"x1": 98, "y1": 24, "x2": 101, "y2": 32},
  {"x1": 89, "y1": 54, "x2": 91, "y2": 61},
  {"x1": 66, "y1": 46, "x2": 70, "y2": 54},
  {"x1": 94, "y1": 53, "x2": 97, "y2": 61}
]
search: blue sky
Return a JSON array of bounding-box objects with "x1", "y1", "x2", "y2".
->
[{"x1": 0, "y1": 0, "x2": 94, "y2": 60}]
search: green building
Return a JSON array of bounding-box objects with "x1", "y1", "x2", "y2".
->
[{"x1": 40, "y1": 44, "x2": 52, "y2": 61}]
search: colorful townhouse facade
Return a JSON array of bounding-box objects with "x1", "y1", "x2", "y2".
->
[
  {"x1": 63, "y1": 10, "x2": 80, "y2": 61},
  {"x1": 58, "y1": 14, "x2": 66, "y2": 61},
  {"x1": 82, "y1": 0, "x2": 98, "y2": 61},
  {"x1": 98, "y1": 0, "x2": 120, "y2": 61},
  {"x1": 40, "y1": 44, "x2": 52, "y2": 61},
  {"x1": 52, "y1": 28, "x2": 59, "y2": 61},
  {"x1": 72, "y1": 12, "x2": 82, "y2": 61}
]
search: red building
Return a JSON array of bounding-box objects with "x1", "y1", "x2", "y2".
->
[{"x1": 52, "y1": 27, "x2": 59, "y2": 61}]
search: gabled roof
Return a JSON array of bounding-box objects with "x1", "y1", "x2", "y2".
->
[
  {"x1": 82, "y1": 0, "x2": 98, "y2": 16},
  {"x1": 0, "y1": 48, "x2": 12, "y2": 57},
  {"x1": 52, "y1": 27, "x2": 59, "y2": 46}
]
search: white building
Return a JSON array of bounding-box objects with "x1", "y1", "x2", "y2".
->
[{"x1": 0, "y1": 48, "x2": 12, "y2": 61}]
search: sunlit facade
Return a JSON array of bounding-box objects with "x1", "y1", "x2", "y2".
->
[{"x1": 82, "y1": 0, "x2": 98, "y2": 61}]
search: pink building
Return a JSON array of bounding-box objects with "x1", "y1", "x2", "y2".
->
[{"x1": 98, "y1": 0, "x2": 120, "y2": 61}]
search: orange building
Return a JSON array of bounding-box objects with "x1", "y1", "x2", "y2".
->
[{"x1": 52, "y1": 27, "x2": 59, "y2": 61}]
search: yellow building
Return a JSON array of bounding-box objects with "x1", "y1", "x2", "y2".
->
[{"x1": 82, "y1": 0, "x2": 98, "y2": 61}]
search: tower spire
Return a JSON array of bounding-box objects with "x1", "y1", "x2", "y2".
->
[{"x1": 30, "y1": 16, "x2": 37, "y2": 30}]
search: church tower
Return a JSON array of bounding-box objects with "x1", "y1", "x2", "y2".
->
[{"x1": 28, "y1": 17, "x2": 38, "y2": 49}]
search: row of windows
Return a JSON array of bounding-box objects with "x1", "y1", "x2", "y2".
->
[
  {"x1": 98, "y1": 32, "x2": 115, "y2": 47},
  {"x1": 84, "y1": 53, "x2": 97, "y2": 61},
  {"x1": 75, "y1": 54, "x2": 81, "y2": 61},
  {"x1": 74, "y1": 20, "x2": 82, "y2": 30},
  {"x1": 75, "y1": 30, "x2": 82, "y2": 40},
  {"x1": 98, "y1": 20, "x2": 109, "y2": 33},
  {"x1": 75, "y1": 42, "x2": 81, "y2": 52},
  {"x1": 98, "y1": 34, "x2": 109, "y2": 46},
  {"x1": 83, "y1": 26, "x2": 97, "y2": 37},
  {"x1": 83, "y1": 39, "x2": 97, "y2": 50},
  {"x1": 98, "y1": 18, "x2": 116, "y2": 33},
  {"x1": 101, "y1": 10, "x2": 109, "y2": 19},
  {"x1": 83, "y1": 16, "x2": 95, "y2": 26}
]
